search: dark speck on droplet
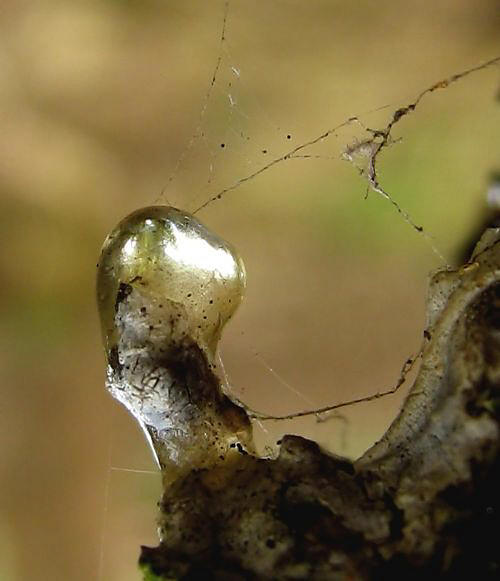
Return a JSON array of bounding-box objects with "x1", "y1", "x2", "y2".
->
[
  {"x1": 236, "y1": 443, "x2": 248, "y2": 455},
  {"x1": 220, "y1": 143, "x2": 225, "y2": 148}
]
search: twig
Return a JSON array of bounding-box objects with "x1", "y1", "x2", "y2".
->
[{"x1": 248, "y1": 351, "x2": 420, "y2": 421}]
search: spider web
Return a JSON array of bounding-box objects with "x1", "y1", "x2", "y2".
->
[{"x1": 145, "y1": 0, "x2": 499, "y2": 458}]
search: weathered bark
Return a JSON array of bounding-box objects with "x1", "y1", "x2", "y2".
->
[{"x1": 98, "y1": 209, "x2": 500, "y2": 580}]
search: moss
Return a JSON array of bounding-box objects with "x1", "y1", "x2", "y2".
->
[{"x1": 140, "y1": 562, "x2": 176, "y2": 581}]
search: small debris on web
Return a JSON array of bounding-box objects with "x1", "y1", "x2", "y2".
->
[
  {"x1": 341, "y1": 56, "x2": 500, "y2": 264},
  {"x1": 193, "y1": 55, "x2": 500, "y2": 266}
]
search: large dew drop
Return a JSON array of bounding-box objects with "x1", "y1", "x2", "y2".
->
[{"x1": 96, "y1": 206, "x2": 251, "y2": 479}]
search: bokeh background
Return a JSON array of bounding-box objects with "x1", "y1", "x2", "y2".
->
[{"x1": 1, "y1": 0, "x2": 499, "y2": 579}]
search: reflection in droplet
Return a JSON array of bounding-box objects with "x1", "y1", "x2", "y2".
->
[{"x1": 97, "y1": 205, "x2": 246, "y2": 359}]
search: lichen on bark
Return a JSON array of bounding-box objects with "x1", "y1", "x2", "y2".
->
[{"x1": 98, "y1": 208, "x2": 500, "y2": 580}]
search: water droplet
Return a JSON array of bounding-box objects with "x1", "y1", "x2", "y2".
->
[
  {"x1": 97, "y1": 206, "x2": 246, "y2": 359},
  {"x1": 96, "y1": 206, "x2": 250, "y2": 475}
]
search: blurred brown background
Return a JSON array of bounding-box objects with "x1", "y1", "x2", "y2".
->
[{"x1": 0, "y1": 0, "x2": 499, "y2": 579}]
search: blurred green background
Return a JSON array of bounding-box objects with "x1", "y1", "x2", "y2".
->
[{"x1": 0, "y1": 0, "x2": 499, "y2": 579}]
